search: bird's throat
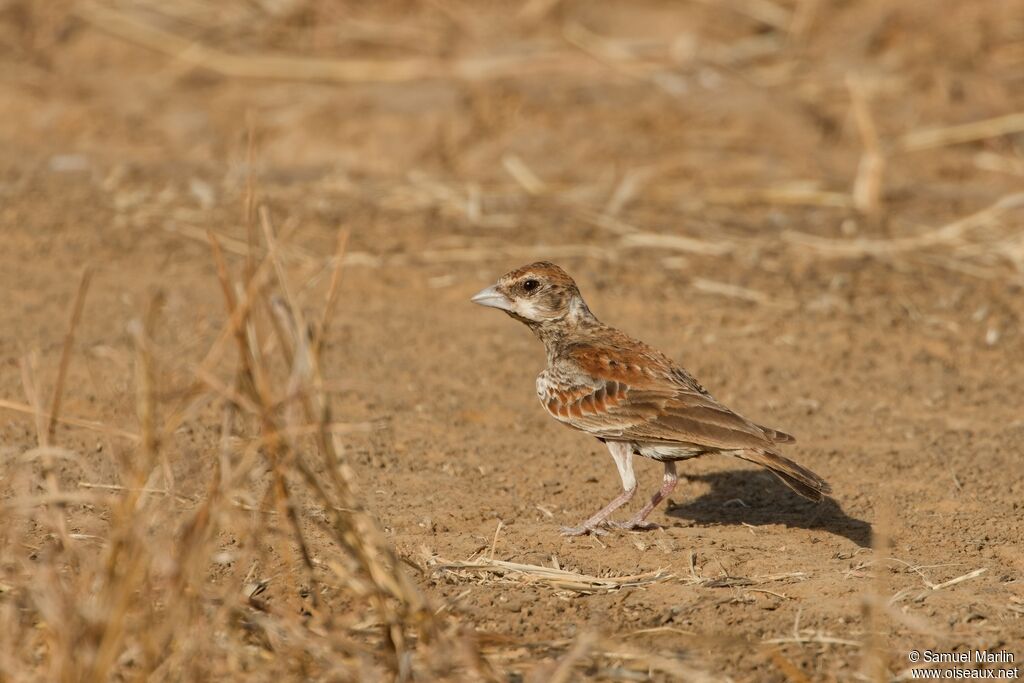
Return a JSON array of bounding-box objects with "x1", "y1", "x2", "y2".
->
[{"x1": 529, "y1": 298, "x2": 602, "y2": 359}]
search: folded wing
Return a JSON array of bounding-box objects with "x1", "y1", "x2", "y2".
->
[{"x1": 538, "y1": 346, "x2": 781, "y2": 451}]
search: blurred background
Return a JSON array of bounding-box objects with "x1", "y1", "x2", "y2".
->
[
  {"x1": 3, "y1": 0, "x2": 1023, "y2": 233},
  {"x1": 1, "y1": 1, "x2": 1023, "y2": 681}
]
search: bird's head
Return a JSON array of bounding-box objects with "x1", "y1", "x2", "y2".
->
[{"x1": 471, "y1": 262, "x2": 594, "y2": 330}]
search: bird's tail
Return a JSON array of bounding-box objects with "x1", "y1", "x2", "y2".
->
[
  {"x1": 735, "y1": 450, "x2": 831, "y2": 502},
  {"x1": 757, "y1": 425, "x2": 795, "y2": 444}
]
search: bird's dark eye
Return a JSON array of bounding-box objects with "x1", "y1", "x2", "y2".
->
[{"x1": 522, "y1": 279, "x2": 540, "y2": 293}]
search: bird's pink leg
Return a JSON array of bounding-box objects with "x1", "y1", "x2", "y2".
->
[
  {"x1": 609, "y1": 461, "x2": 678, "y2": 531},
  {"x1": 561, "y1": 441, "x2": 636, "y2": 536},
  {"x1": 560, "y1": 485, "x2": 637, "y2": 536}
]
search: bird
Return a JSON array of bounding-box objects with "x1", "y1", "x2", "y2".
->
[{"x1": 471, "y1": 261, "x2": 831, "y2": 536}]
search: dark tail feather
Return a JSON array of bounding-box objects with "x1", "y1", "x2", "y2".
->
[{"x1": 735, "y1": 450, "x2": 831, "y2": 502}]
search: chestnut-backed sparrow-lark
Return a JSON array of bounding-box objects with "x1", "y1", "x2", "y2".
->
[{"x1": 472, "y1": 262, "x2": 830, "y2": 536}]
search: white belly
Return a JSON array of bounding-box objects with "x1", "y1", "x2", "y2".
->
[{"x1": 636, "y1": 443, "x2": 707, "y2": 461}]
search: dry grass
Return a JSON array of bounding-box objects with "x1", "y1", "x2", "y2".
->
[
  {"x1": 0, "y1": 218, "x2": 462, "y2": 681},
  {"x1": 430, "y1": 555, "x2": 674, "y2": 594}
]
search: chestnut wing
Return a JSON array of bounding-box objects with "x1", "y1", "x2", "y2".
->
[{"x1": 537, "y1": 346, "x2": 779, "y2": 451}]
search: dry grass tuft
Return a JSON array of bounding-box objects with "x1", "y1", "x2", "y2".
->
[{"x1": 0, "y1": 214, "x2": 485, "y2": 681}]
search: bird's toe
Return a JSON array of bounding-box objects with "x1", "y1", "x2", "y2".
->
[
  {"x1": 606, "y1": 519, "x2": 661, "y2": 532},
  {"x1": 559, "y1": 524, "x2": 607, "y2": 537}
]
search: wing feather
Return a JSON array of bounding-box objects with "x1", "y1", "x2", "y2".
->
[{"x1": 538, "y1": 345, "x2": 786, "y2": 451}]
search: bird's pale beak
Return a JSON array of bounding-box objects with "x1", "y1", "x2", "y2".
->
[{"x1": 471, "y1": 285, "x2": 513, "y2": 311}]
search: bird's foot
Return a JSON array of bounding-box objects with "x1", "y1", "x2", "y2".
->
[
  {"x1": 605, "y1": 518, "x2": 661, "y2": 532},
  {"x1": 559, "y1": 523, "x2": 608, "y2": 537}
]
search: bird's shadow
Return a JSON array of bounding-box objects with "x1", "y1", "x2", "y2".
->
[{"x1": 665, "y1": 470, "x2": 873, "y2": 548}]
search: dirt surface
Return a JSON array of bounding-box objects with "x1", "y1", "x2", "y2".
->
[{"x1": 2, "y1": 1, "x2": 1024, "y2": 680}]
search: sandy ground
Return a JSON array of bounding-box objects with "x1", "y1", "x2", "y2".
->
[{"x1": 2, "y1": 1, "x2": 1023, "y2": 680}]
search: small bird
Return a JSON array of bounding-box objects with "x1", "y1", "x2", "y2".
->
[{"x1": 471, "y1": 262, "x2": 830, "y2": 536}]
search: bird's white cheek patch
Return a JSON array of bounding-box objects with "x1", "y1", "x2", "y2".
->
[{"x1": 513, "y1": 300, "x2": 544, "y2": 321}]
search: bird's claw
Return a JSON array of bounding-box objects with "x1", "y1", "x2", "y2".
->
[
  {"x1": 559, "y1": 524, "x2": 608, "y2": 537},
  {"x1": 605, "y1": 519, "x2": 661, "y2": 532},
  {"x1": 560, "y1": 518, "x2": 660, "y2": 535}
]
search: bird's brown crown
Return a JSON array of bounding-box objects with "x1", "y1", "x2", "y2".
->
[{"x1": 498, "y1": 261, "x2": 578, "y2": 291}]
